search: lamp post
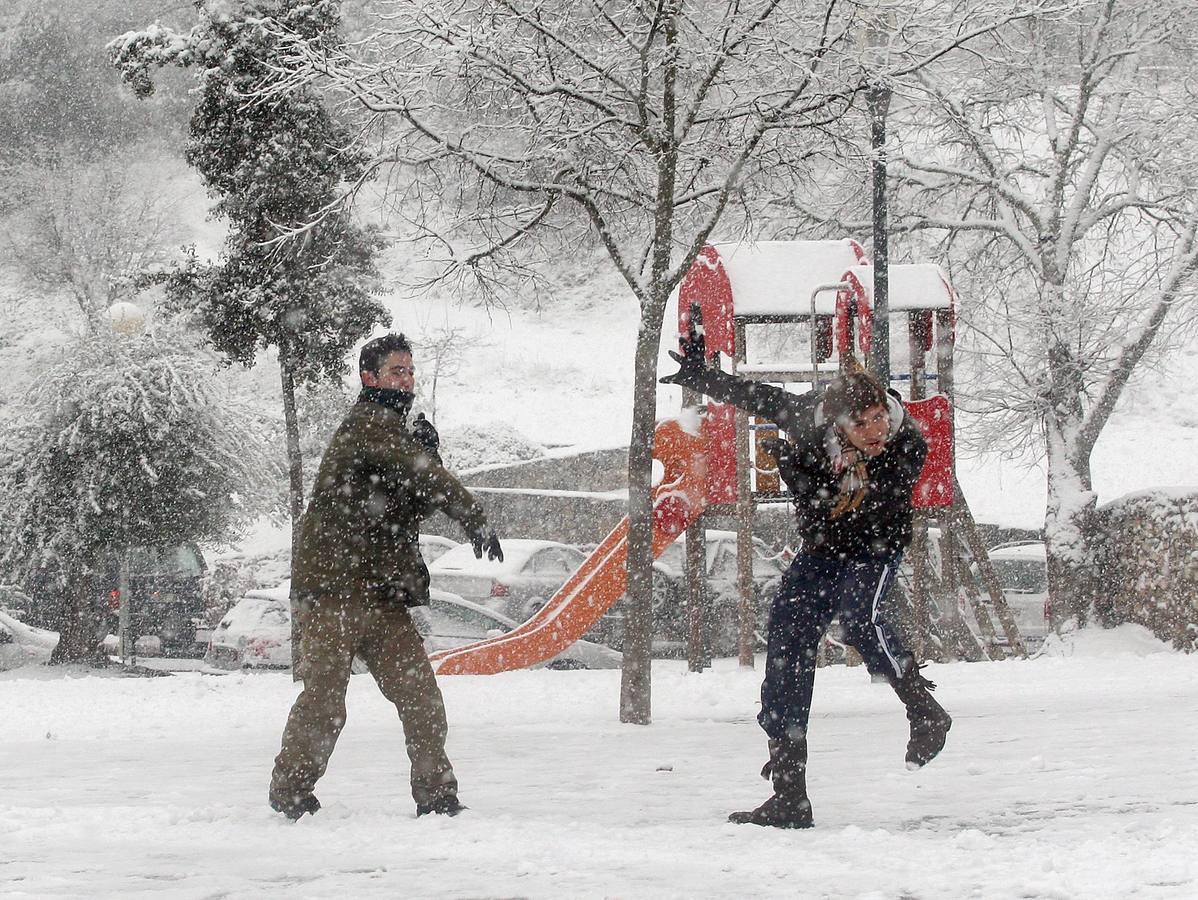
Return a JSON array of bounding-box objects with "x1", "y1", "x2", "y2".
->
[
  {"x1": 866, "y1": 80, "x2": 892, "y2": 385},
  {"x1": 859, "y1": 9, "x2": 894, "y2": 385},
  {"x1": 106, "y1": 301, "x2": 147, "y2": 666}
]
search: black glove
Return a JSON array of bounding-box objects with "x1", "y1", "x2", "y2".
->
[
  {"x1": 410, "y1": 413, "x2": 440, "y2": 455},
  {"x1": 471, "y1": 530, "x2": 504, "y2": 563},
  {"x1": 659, "y1": 301, "x2": 708, "y2": 386}
]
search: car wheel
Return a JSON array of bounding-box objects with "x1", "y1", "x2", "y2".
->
[
  {"x1": 545, "y1": 657, "x2": 587, "y2": 670},
  {"x1": 520, "y1": 598, "x2": 547, "y2": 623},
  {"x1": 650, "y1": 574, "x2": 685, "y2": 645}
]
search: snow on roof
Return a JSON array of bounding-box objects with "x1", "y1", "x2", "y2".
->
[
  {"x1": 987, "y1": 542, "x2": 1046, "y2": 561},
  {"x1": 844, "y1": 263, "x2": 955, "y2": 311},
  {"x1": 711, "y1": 239, "x2": 868, "y2": 317}
]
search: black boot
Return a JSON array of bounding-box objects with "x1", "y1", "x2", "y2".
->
[
  {"x1": 891, "y1": 663, "x2": 952, "y2": 768},
  {"x1": 728, "y1": 737, "x2": 814, "y2": 829},
  {"x1": 269, "y1": 790, "x2": 321, "y2": 821},
  {"x1": 416, "y1": 795, "x2": 467, "y2": 817}
]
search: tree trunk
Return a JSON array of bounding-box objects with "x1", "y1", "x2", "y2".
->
[
  {"x1": 619, "y1": 320, "x2": 664, "y2": 724},
  {"x1": 48, "y1": 573, "x2": 105, "y2": 665},
  {"x1": 1043, "y1": 415, "x2": 1097, "y2": 630},
  {"x1": 279, "y1": 354, "x2": 306, "y2": 537},
  {"x1": 279, "y1": 348, "x2": 306, "y2": 681}
]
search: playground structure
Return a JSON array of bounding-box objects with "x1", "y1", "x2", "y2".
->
[
  {"x1": 676, "y1": 240, "x2": 1025, "y2": 667},
  {"x1": 430, "y1": 239, "x2": 1025, "y2": 676}
]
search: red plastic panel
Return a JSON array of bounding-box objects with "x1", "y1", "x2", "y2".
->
[
  {"x1": 906, "y1": 396, "x2": 953, "y2": 508},
  {"x1": 701, "y1": 402, "x2": 738, "y2": 504},
  {"x1": 678, "y1": 245, "x2": 736, "y2": 359},
  {"x1": 834, "y1": 270, "x2": 871, "y2": 357}
]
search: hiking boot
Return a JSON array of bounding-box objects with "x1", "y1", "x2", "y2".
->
[
  {"x1": 728, "y1": 737, "x2": 813, "y2": 829},
  {"x1": 269, "y1": 790, "x2": 321, "y2": 821},
  {"x1": 416, "y1": 795, "x2": 467, "y2": 818},
  {"x1": 728, "y1": 791, "x2": 814, "y2": 829},
  {"x1": 891, "y1": 663, "x2": 952, "y2": 768}
]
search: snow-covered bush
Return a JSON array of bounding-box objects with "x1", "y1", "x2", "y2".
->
[
  {"x1": 1092, "y1": 491, "x2": 1198, "y2": 652},
  {"x1": 0, "y1": 330, "x2": 283, "y2": 661},
  {"x1": 441, "y1": 422, "x2": 545, "y2": 472}
]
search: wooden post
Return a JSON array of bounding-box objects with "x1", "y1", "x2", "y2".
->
[
  {"x1": 951, "y1": 479, "x2": 1028, "y2": 657},
  {"x1": 732, "y1": 323, "x2": 757, "y2": 668},
  {"x1": 684, "y1": 516, "x2": 711, "y2": 671},
  {"x1": 951, "y1": 548, "x2": 1005, "y2": 661},
  {"x1": 682, "y1": 385, "x2": 711, "y2": 672},
  {"x1": 935, "y1": 309, "x2": 954, "y2": 403},
  {"x1": 913, "y1": 531, "x2": 955, "y2": 664},
  {"x1": 907, "y1": 514, "x2": 931, "y2": 659},
  {"x1": 908, "y1": 311, "x2": 927, "y2": 402},
  {"x1": 938, "y1": 525, "x2": 987, "y2": 662}
]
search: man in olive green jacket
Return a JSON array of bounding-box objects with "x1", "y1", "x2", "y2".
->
[{"x1": 270, "y1": 333, "x2": 503, "y2": 821}]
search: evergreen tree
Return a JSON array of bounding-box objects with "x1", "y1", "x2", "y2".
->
[
  {"x1": 108, "y1": 1, "x2": 390, "y2": 542},
  {"x1": 0, "y1": 331, "x2": 281, "y2": 663}
]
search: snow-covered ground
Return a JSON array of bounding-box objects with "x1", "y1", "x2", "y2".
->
[{"x1": 2, "y1": 626, "x2": 1195, "y2": 899}]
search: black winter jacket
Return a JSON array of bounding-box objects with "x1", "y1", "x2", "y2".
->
[{"x1": 677, "y1": 367, "x2": 928, "y2": 559}]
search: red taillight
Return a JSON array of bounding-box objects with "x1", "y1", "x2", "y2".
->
[
  {"x1": 108, "y1": 590, "x2": 120, "y2": 611},
  {"x1": 489, "y1": 581, "x2": 509, "y2": 598}
]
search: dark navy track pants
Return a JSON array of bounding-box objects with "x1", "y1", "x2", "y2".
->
[{"x1": 758, "y1": 550, "x2": 910, "y2": 741}]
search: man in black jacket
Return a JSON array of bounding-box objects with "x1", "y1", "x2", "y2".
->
[{"x1": 661, "y1": 326, "x2": 951, "y2": 829}]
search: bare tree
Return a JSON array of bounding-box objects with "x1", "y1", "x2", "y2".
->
[
  {"x1": 266, "y1": 0, "x2": 1062, "y2": 722},
  {"x1": 890, "y1": 0, "x2": 1198, "y2": 622},
  {"x1": 413, "y1": 324, "x2": 483, "y2": 424},
  {"x1": 5, "y1": 151, "x2": 183, "y2": 332}
]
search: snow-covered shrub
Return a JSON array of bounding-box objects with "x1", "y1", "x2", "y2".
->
[
  {"x1": 1092, "y1": 491, "x2": 1198, "y2": 651},
  {"x1": 441, "y1": 422, "x2": 545, "y2": 472},
  {"x1": 0, "y1": 330, "x2": 283, "y2": 660}
]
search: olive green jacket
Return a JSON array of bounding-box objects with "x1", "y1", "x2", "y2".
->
[{"x1": 291, "y1": 398, "x2": 487, "y2": 607}]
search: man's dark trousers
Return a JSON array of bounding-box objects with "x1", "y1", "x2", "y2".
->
[{"x1": 759, "y1": 551, "x2": 910, "y2": 741}]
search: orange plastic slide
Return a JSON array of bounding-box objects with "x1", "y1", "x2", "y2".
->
[{"x1": 430, "y1": 419, "x2": 708, "y2": 675}]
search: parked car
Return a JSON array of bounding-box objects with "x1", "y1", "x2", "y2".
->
[
  {"x1": 99, "y1": 543, "x2": 208, "y2": 656},
  {"x1": 418, "y1": 534, "x2": 460, "y2": 566},
  {"x1": 204, "y1": 584, "x2": 293, "y2": 670},
  {"x1": 410, "y1": 594, "x2": 621, "y2": 670},
  {"x1": 203, "y1": 583, "x2": 620, "y2": 671},
  {"x1": 593, "y1": 530, "x2": 787, "y2": 657},
  {"x1": 0, "y1": 584, "x2": 33, "y2": 622},
  {"x1": 0, "y1": 609, "x2": 58, "y2": 670},
  {"x1": 428, "y1": 539, "x2": 588, "y2": 622},
  {"x1": 982, "y1": 541, "x2": 1051, "y2": 647}
]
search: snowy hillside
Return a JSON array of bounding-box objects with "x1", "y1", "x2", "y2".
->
[{"x1": 376, "y1": 280, "x2": 1198, "y2": 530}]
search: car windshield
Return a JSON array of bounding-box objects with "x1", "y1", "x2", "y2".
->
[
  {"x1": 992, "y1": 559, "x2": 1048, "y2": 594},
  {"x1": 127, "y1": 545, "x2": 204, "y2": 577},
  {"x1": 414, "y1": 599, "x2": 508, "y2": 639}
]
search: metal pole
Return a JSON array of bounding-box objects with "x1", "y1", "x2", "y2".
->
[
  {"x1": 867, "y1": 82, "x2": 892, "y2": 384},
  {"x1": 809, "y1": 283, "x2": 851, "y2": 385},
  {"x1": 733, "y1": 321, "x2": 756, "y2": 669},
  {"x1": 118, "y1": 546, "x2": 133, "y2": 665}
]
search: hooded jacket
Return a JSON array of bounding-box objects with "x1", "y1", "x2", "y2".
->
[
  {"x1": 291, "y1": 390, "x2": 488, "y2": 607},
  {"x1": 669, "y1": 367, "x2": 927, "y2": 559}
]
